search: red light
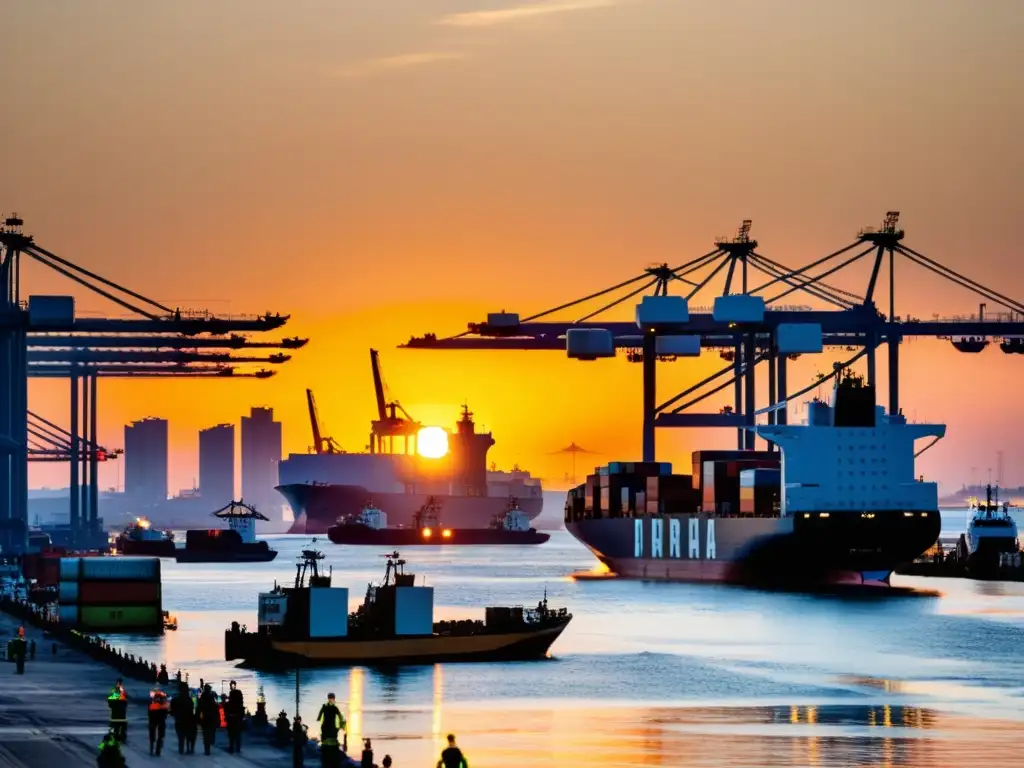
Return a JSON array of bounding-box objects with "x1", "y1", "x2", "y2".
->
[{"x1": 97, "y1": 450, "x2": 107, "y2": 461}]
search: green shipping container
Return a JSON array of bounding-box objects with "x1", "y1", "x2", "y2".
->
[{"x1": 79, "y1": 605, "x2": 161, "y2": 630}]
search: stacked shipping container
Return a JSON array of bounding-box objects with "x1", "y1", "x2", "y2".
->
[{"x1": 58, "y1": 557, "x2": 162, "y2": 632}]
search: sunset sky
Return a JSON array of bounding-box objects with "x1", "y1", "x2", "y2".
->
[{"x1": 3, "y1": 0, "x2": 1023, "y2": 494}]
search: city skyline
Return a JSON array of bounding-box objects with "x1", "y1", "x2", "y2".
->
[{"x1": 5, "y1": 1, "x2": 1024, "y2": 493}]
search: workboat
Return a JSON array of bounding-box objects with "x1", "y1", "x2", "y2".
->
[
  {"x1": 175, "y1": 501, "x2": 278, "y2": 563},
  {"x1": 565, "y1": 370, "x2": 945, "y2": 588},
  {"x1": 964, "y1": 485, "x2": 1019, "y2": 572},
  {"x1": 326, "y1": 497, "x2": 550, "y2": 546},
  {"x1": 277, "y1": 351, "x2": 543, "y2": 534},
  {"x1": 113, "y1": 518, "x2": 176, "y2": 557},
  {"x1": 224, "y1": 550, "x2": 571, "y2": 668}
]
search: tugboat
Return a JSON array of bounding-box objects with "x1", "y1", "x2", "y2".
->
[
  {"x1": 327, "y1": 497, "x2": 550, "y2": 546},
  {"x1": 964, "y1": 484, "x2": 1020, "y2": 574},
  {"x1": 113, "y1": 518, "x2": 176, "y2": 557},
  {"x1": 225, "y1": 549, "x2": 571, "y2": 668},
  {"x1": 175, "y1": 501, "x2": 279, "y2": 563}
]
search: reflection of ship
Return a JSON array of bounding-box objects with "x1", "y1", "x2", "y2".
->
[
  {"x1": 565, "y1": 371, "x2": 945, "y2": 587},
  {"x1": 113, "y1": 517, "x2": 176, "y2": 557},
  {"x1": 278, "y1": 349, "x2": 542, "y2": 534},
  {"x1": 327, "y1": 497, "x2": 550, "y2": 546},
  {"x1": 225, "y1": 549, "x2": 571, "y2": 668},
  {"x1": 174, "y1": 501, "x2": 279, "y2": 563}
]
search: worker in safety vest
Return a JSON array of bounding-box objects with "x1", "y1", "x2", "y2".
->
[
  {"x1": 107, "y1": 680, "x2": 128, "y2": 743},
  {"x1": 316, "y1": 692, "x2": 346, "y2": 768},
  {"x1": 96, "y1": 730, "x2": 126, "y2": 768},
  {"x1": 148, "y1": 688, "x2": 171, "y2": 755}
]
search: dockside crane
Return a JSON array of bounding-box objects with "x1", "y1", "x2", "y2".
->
[
  {"x1": 0, "y1": 215, "x2": 307, "y2": 550},
  {"x1": 306, "y1": 389, "x2": 341, "y2": 454},
  {"x1": 400, "y1": 213, "x2": 1024, "y2": 463},
  {"x1": 369, "y1": 348, "x2": 420, "y2": 454}
]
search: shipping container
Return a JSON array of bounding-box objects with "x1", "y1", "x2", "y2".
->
[
  {"x1": 58, "y1": 580, "x2": 79, "y2": 603},
  {"x1": 59, "y1": 557, "x2": 81, "y2": 581},
  {"x1": 308, "y1": 587, "x2": 348, "y2": 638},
  {"x1": 57, "y1": 604, "x2": 79, "y2": 625},
  {"x1": 394, "y1": 586, "x2": 433, "y2": 636},
  {"x1": 79, "y1": 605, "x2": 162, "y2": 630},
  {"x1": 79, "y1": 556, "x2": 160, "y2": 582},
  {"x1": 740, "y1": 469, "x2": 782, "y2": 516},
  {"x1": 78, "y1": 580, "x2": 161, "y2": 606},
  {"x1": 258, "y1": 593, "x2": 289, "y2": 627}
]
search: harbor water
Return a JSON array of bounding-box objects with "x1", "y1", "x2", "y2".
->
[{"x1": 110, "y1": 508, "x2": 1024, "y2": 767}]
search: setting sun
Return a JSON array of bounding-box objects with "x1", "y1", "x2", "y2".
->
[{"x1": 417, "y1": 426, "x2": 449, "y2": 459}]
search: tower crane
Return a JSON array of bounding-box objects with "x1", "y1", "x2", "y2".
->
[{"x1": 306, "y1": 389, "x2": 341, "y2": 454}]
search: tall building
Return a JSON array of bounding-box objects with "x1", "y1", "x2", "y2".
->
[
  {"x1": 199, "y1": 423, "x2": 235, "y2": 508},
  {"x1": 124, "y1": 417, "x2": 168, "y2": 505},
  {"x1": 241, "y1": 407, "x2": 282, "y2": 513}
]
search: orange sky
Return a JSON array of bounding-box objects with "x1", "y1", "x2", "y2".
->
[{"x1": 3, "y1": 1, "x2": 1023, "y2": 493}]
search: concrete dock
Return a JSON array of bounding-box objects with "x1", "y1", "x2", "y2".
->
[{"x1": 0, "y1": 611, "x2": 300, "y2": 767}]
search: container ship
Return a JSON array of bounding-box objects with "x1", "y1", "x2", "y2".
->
[
  {"x1": 564, "y1": 372, "x2": 945, "y2": 588},
  {"x1": 225, "y1": 549, "x2": 571, "y2": 668},
  {"x1": 326, "y1": 497, "x2": 550, "y2": 546},
  {"x1": 278, "y1": 350, "x2": 543, "y2": 534}
]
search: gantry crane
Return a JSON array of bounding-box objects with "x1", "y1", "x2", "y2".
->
[
  {"x1": 401, "y1": 213, "x2": 1024, "y2": 463},
  {"x1": 0, "y1": 216, "x2": 308, "y2": 550}
]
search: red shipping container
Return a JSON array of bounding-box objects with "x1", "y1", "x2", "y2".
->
[{"x1": 78, "y1": 580, "x2": 161, "y2": 605}]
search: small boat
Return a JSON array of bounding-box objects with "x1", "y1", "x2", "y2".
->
[
  {"x1": 175, "y1": 501, "x2": 278, "y2": 563},
  {"x1": 225, "y1": 549, "x2": 571, "y2": 668},
  {"x1": 163, "y1": 611, "x2": 179, "y2": 631},
  {"x1": 964, "y1": 484, "x2": 1019, "y2": 574},
  {"x1": 326, "y1": 497, "x2": 550, "y2": 546},
  {"x1": 113, "y1": 517, "x2": 176, "y2": 557}
]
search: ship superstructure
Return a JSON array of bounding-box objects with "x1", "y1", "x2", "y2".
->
[{"x1": 565, "y1": 371, "x2": 945, "y2": 587}]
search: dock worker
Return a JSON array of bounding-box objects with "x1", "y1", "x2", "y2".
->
[
  {"x1": 96, "y1": 730, "x2": 126, "y2": 768},
  {"x1": 292, "y1": 715, "x2": 308, "y2": 768},
  {"x1": 317, "y1": 692, "x2": 346, "y2": 768},
  {"x1": 170, "y1": 681, "x2": 195, "y2": 754},
  {"x1": 148, "y1": 688, "x2": 170, "y2": 755},
  {"x1": 107, "y1": 680, "x2": 128, "y2": 743},
  {"x1": 198, "y1": 684, "x2": 220, "y2": 755},
  {"x1": 226, "y1": 680, "x2": 245, "y2": 753},
  {"x1": 437, "y1": 733, "x2": 469, "y2": 768}
]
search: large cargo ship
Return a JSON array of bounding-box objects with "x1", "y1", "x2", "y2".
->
[
  {"x1": 565, "y1": 371, "x2": 945, "y2": 588},
  {"x1": 279, "y1": 350, "x2": 542, "y2": 534}
]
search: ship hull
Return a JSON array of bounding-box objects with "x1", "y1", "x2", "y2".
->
[
  {"x1": 326, "y1": 524, "x2": 549, "y2": 546},
  {"x1": 280, "y1": 483, "x2": 544, "y2": 534},
  {"x1": 226, "y1": 620, "x2": 569, "y2": 669},
  {"x1": 175, "y1": 548, "x2": 279, "y2": 563},
  {"x1": 567, "y1": 510, "x2": 940, "y2": 588},
  {"x1": 115, "y1": 538, "x2": 176, "y2": 558}
]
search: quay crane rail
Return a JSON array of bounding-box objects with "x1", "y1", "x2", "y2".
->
[
  {"x1": 0, "y1": 215, "x2": 307, "y2": 551},
  {"x1": 401, "y1": 213, "x2": 1024, "y2": 462}
]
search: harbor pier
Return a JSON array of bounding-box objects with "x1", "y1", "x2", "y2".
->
[{"x1": 0, "y1": 610, "x2": 304, "y2": 767}]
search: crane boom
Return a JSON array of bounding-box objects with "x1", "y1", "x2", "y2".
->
[
  {"x1": 370, "y1": 349, "x2": 388, "y2": 421},
  {"x1": 306, "y1": 388, "x2": 324, "y2": 454}
]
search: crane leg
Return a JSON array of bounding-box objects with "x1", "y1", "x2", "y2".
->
[{"x1": 642, "y1": 332, "x2": 656, "y2": 462}]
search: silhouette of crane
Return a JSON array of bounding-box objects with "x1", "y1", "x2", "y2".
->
[{"x1": 548, "y1": 442, "x2": 600, "y2": 485}]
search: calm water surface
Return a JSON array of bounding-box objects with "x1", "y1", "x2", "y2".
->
[{"x1": 110, "y1": 508, "x2": 1024, "y2": 767}]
